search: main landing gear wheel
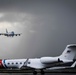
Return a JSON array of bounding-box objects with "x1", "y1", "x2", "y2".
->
[
  {"x1": 41, "y1": 69, "x2": 45, "y2": 74},
  {"x1": 33, "y1": 70, "x2": 37, "y2": 75}
]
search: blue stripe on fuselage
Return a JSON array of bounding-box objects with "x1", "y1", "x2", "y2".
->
[{"x1": 3, "y1": 59, "x2": 7, "y2": 68}]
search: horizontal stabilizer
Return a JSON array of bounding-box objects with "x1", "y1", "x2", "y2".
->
[{"x1": 71, "y1": 61, "x2": 76, "y2": 67}]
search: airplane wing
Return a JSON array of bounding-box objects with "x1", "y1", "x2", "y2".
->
[
  {"x1": 14, "y1": 33, "x2": 22, "y2": 36},
  {"x1": 46, "y1": 67, "x2": 67, "y2": 70},
  {"x1": 46, "y1": 61, "x2": 76, "y2": 70},
  {"x1": 0, "y1": 33, "x2": 22, "y2": 36},
  {"x1": 0, "y1": 33, "x2": 8, "y2": 36},
  {"x1": 46, "y1": 66, "x2": 74, "y2": 71},
  {"x1": 19, "y1": 59, "x2": 29, "y2": 69}
]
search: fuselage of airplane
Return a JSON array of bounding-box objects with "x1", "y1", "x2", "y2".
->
[
  {"x1": 0, "y1": 44, "x2": 75, "y2": 74},
  {"x1": 0, "y1": 57, "x2": 74, "y2": 70},
  {"x1": 5, "y1": 32, "x2": 14, "y2": 36},
  {"x1": 0, "y1": 59, "x2": 27, "y2": 69},
  {"x1": 0, "y1": 29, "x2": 21, "y2": 37}
]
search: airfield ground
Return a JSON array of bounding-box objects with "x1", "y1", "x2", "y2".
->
[{"x1": 0, "y1": 68, "x2": 76, "y2": 73}]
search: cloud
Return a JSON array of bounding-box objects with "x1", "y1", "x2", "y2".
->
[
  {"x1": 0, "y1": 13, "x2": 4, "y2": 18},
  {"x1": 0, "y1": 12, "x2": 36, "y2": 32},
  {"x1": 0, "y1": 0, "x2": 75, "y2": 59},
  {"x1": 0, "y1": 22, "x2": 12, "y2": 29},
  {"x1": 29, "y1": 30, "x2": 36, "y2": 33}
]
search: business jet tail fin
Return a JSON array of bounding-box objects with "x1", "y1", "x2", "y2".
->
[{"x1": 60, "y1": 44, "x2": 76, "y2": 60}]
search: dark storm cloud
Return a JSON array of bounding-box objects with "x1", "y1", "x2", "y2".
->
[
  {"x1": 0, "y1": 0, "x2": 75, "y2": 14},
  {"x1": 0, "y1": 0, "x2": 76, "y2": 58}
]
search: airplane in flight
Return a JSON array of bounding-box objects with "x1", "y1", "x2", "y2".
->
[
  {"x1": 0, "y1": 29, "x2": 21, "y2": 37},
  {"x1": 0, "y1": 44, "x2": 76, "y2": 74}
]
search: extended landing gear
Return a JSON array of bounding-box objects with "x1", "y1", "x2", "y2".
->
[
  {"x1": 41, "y1": 69, "x2": 45, "y2": 75},
  {"x1": 33, "y1": 70, "x2": 37, "y2": 75},
  {"x1": 33, "y1": 69, "x2": 45, "y2": 75}
]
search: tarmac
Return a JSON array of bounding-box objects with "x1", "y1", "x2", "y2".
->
[{"x1": 0, "y1": 68, "x2": 76, "y2": 73}]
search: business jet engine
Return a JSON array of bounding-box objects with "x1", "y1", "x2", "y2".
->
[{"x1": 40, "y1": 57, "x2": 61, "y2": 64}]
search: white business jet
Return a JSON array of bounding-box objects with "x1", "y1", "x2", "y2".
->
[{"x1": 0, "y1": 44, "x2": 76, "y2": 74}]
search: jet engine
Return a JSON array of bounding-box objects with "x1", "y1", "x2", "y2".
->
[{"x1": 40, "y1": 57, "x2": 61, "y2": 64}]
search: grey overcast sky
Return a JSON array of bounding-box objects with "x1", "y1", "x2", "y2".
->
[{"x1": 0, "y1": 0, "x2": 76, "y2": 59}]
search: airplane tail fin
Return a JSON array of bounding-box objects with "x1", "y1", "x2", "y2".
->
[
  {"x1": 6, "y1": 29, "x2": 8, "y2": 33},
  {"x1": 60, "y1": 44, "x2": 76, "y2": 60}
]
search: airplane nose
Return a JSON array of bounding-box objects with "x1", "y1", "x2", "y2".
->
[{"x1": 0, "y1": 60, "x2": 4, "y2": 68}]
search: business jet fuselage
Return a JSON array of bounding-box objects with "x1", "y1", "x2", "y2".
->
[{"x1": 0, "y1": 44, "x2": 76, "y2": 74}]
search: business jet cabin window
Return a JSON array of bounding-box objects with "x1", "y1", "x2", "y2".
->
[
  {"x1": 12, "y1": 62, "x2": 14, "y2": 64},
  {"x1": 16, "y1": 62, "x2": 18, "y2": 64},
  {"x1": 20, "y1": 62, "x2": 22, "y2": 64},
  {"x1": 28, "y1": 62, "x2": 30, "y2": 64},
  {"x1": 8, "y1": 63, "x2": 10, "y2": 65},
  {"x1": 67, "y1": 50, "x2": 71, "y2": 53}
]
